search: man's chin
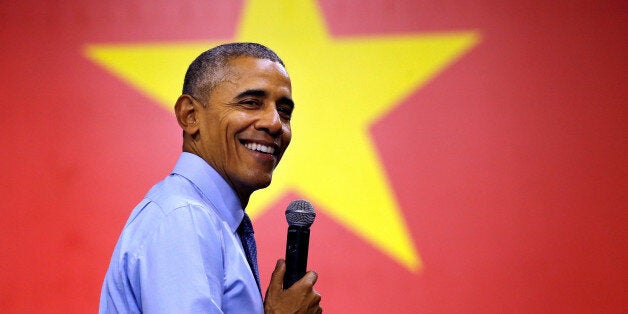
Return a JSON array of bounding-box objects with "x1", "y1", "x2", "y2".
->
[
  {"x1": 253, "y1": 177, "x2": 272, "y2": 190},
  {"x1": 242, "y1": 173, "x2": 273, "y2": 192}
]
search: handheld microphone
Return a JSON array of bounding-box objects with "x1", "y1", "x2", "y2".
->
[{"x1": 284, "y1": 199, "x2": 316, "y2": 289}]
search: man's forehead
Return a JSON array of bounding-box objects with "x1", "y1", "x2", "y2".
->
[{"x1": 216, "y1": 56, "x2": 291, "y2": 90}]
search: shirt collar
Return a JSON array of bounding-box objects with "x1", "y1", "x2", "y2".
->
[{"x1": 172, "y1": 152, "x2": 244, "y2": 233}]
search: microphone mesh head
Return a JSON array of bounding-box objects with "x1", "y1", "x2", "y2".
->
[{"x1": 285, "y1": 199, "x2": 316, "y2": 227}]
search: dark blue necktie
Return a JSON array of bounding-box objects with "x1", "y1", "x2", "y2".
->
[{"x1": 237, "y1": 213, "x2": 261, "y2": 293}]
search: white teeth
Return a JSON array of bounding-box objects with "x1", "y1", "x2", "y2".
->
[{"x1": 244, "y1": 142, "x2": 275, "y2": 154}]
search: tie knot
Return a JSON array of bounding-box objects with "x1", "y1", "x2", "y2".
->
[{"x1": 238, "y1": 213, "x2": 254, "y2": 235}]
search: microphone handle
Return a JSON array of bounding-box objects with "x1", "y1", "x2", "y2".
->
[{"x1": 284, "y1": 225, "x2": 310, "y2": 289}]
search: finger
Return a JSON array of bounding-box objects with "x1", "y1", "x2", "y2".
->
[
  {"x1": 311, "y1": 291, "x2": 321, "y2": 306},
  {"x1": 302, "y1": 271, "x2": 318, "y2": 286},
  {"x1": 310, "y1": 293, "x2": 322, "y2": 314}
]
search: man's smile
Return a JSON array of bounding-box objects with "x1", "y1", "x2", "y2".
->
[{"x1": 242, "y1": 140, "x2": 279, "y2": 155}]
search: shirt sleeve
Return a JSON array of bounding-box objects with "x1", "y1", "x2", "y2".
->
[{"x1": 130, "y1": 202, "x2": 226, "y2": 313}]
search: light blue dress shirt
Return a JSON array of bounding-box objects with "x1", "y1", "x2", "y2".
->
[{"x1": 100, "y1": 152, "x2": 263, "y2": 313}]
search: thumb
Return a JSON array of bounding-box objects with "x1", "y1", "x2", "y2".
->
[{"x1": 268, "y1": 259, "x2": 286, "y2": 291}]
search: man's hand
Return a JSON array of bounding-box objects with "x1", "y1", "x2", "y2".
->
[{"x1": 264, "y1": 259, "x2": 322, "y2": 314}]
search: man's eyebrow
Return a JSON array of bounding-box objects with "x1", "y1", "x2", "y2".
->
[{"x1": 235, "y1": 89, "x2": 267, "y2": 99}]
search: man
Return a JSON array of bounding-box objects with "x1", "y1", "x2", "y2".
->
[{"x1": 100, "y1": 42, "x2": 322, "y2": 313}]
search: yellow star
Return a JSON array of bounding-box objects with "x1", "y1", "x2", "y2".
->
[{"x1": 85, "y1": 0, "x2": 479, "y2": 272}]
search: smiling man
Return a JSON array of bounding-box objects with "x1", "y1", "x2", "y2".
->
[{"x1": 100, "y1": 43, "x2": 322, "y2": 314}]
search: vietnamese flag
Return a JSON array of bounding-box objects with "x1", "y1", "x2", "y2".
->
[{"x1": 1, "y1": 1, "x2": 626, "y2": 313}]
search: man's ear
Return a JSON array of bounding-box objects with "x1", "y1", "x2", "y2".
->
[{"x1": 174, "y1": 95, "x2": 200, "y2": 135}]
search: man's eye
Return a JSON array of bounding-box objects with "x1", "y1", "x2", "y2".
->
[
  {"x1": 277, "y1": 105, "x2": 293, "y2": 120},
  {"x1": 240, "y1": 100, "x2": 261, "y2": 108}
]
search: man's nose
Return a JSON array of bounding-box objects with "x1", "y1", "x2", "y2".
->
[{"x1": 255, "y1": 104, "x2": 283, "y2": 135}]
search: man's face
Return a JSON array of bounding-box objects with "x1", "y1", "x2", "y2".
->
[{"x1": 195, "y1": 56, "x2": 293, "y2": 200}]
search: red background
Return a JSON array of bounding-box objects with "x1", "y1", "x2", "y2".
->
[{"x1": 1, "y1": 1, "x2": 626, "y2": 313}]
